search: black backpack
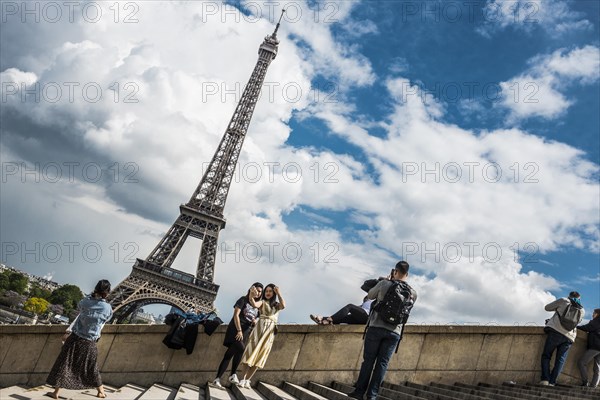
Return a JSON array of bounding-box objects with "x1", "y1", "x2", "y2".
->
[
  {"x1": 558, "y1": 300, "x2": 584, "y2": 331},
  {"x1": 373, "y1": 280, "x2": 415, "y2": 325}
]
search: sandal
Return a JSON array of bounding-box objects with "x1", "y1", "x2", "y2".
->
[
  {"x1": 321, "y1": 317, "x2": 333, "y2": 325},
  {"x1": 310, "y1": 314, "x2": 322, "y2": 324}
]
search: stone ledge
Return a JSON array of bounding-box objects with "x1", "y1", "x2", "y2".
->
[
  {"x1": 0, "y1": 324, "x2": 547, "y2": 334},
  {"x1": 0, "y1": 324, "x2": 587, "y2": 388}
]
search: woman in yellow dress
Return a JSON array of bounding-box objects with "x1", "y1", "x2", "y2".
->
[{"x1": 237, "y1": 283, "x2": 285, "y2": 388}]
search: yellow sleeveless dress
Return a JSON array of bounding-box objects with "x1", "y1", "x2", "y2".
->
[{"x1": 240, "y1": 301, "x2": 279, "y2": 368}]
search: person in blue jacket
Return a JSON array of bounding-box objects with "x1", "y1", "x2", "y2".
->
[{"x1": 46, "y1": 280, "x2": 113, "y2": 399}]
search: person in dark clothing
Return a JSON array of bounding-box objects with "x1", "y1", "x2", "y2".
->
[
  {"x1": 310, "y1": 296, "x2": 373, "y2": 325},
  {"x1": 577, "y1": 308, "x2": 600, "y2": 387},
  {"x1": 212, "y1": 283, "x2": 263, "y2": 388}
]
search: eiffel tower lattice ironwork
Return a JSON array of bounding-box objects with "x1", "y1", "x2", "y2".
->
[{"x1": 107, "y1": 11, "x2": 285, "y2": 322}]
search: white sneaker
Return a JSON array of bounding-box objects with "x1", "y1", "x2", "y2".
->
[
  {"x1": 244, "y1": 380, "x2": 251, "y2": 389},
  {"x1": 228, "y1": 374, "x2": 239, "y2": 384},
  {"x1": 237, "y1": 380, "x2": 247, "y2": 388},
  {"x1": 212, "y1": 378, "x2": 223, "y2": 389},
  {"x1": 539, "y1": 380, "x2": 549, "y2": 386}
]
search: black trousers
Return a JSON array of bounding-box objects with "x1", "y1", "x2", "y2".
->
[
  {"x1": 216, "y1": 340, "x2": 245, "y2": 379},
  {"x1": 330, "y1": 304, "x2": 368, "y2": 324}
]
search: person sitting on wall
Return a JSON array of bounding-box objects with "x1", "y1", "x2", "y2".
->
[{"x1": 310, "y1": 295, "x2": 373, "y2": 325}]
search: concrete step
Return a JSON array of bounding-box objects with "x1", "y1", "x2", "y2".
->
[
  {"x1": 456, "y1": 382, "x2": 558, "y2": 400},
  {"x1": 137, "y1": 383, "x2": 178, "y2": 400},
  {"x1": 257, "y1": 382, "x2": 299, "y2": 400},
  {"x1": 307, "y1": 382, "x2": 348, "y2": 400},
  {"x1": 331, "y1": 382, "x2": 354, "y2": 395},
  {"x1": 331, "y1": 381, "x2": 412, "y2": 400},
  {"x1": 404, "y1": 382, "x2": 491, "y2": 400},
  {"x1": 479, "y1": 382, "x2": 590, "y2": 400},
  {"x1": 5, "y1": 380, "x2": 597, "y2": 400},
  {"x1": 174, "y1": 383, "x2": 202, "y2": 400},
  {"x1": 382, "y1": 382, "x2": 455, "y2": 400},
  {"x1": 378, "y1": 385, "x2": 429, "y2": 400},
  {"x1": 231, "y1": 382, "x2": 268, "y2": 400},
  {"x1": 430, "y1": 382, "x2": 528, "y2": 400},
  {"x1": 477, "y1": 383, "x2": 593, "y2": 400},
  {"x1": 0, "y1": 386, "x2": 28, "y2": 398},
  {"x1": 282, "y1": 382, "x2": 329, "y2": 400},
  {"x1": 0, "y1": 384, "x2": 103, "y2": 399},
  {"x1": 106, "y1": 383, "x2": 148, "y2": 400},
  {"x1": 521, "y1": 382, "x2": 600, "y2": 400},
  {"x1": 207, "y1": 381, "x2": 237, "y2": 400}
]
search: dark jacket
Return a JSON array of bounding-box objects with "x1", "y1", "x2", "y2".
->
[
  {"x1": 578, "y1": 315, "x2": 600, "y2": 351},
  {"x1": 163, "y1": 314, "x2": 198, "y2": 354}
]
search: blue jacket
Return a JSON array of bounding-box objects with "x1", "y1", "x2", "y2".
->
[{"x1": 72, "y1": 296, "x2": 113, "y2": 341}]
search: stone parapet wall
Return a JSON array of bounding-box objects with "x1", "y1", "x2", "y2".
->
[{"x1": 0, "y1": 325, "x2": 589, "y2": 388}]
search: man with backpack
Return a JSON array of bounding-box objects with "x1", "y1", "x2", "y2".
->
[
  {"x1": 349, "y1": 261, "x2": 417, "y2": 400},
  {"x1": 540, "y1": 291, "x2": 585, "y2": 386}
]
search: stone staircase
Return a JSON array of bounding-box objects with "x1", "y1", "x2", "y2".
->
[{"x1": 1, "y1": 380, "x2": 598, "y2": 400}]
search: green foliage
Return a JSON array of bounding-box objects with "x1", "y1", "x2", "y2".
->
[
  {"x1": 24, "y1": 297, "x2": 50, "y2": 315},
  {"x1": 48, "y1": 284, "x2": 84, "y2": 314},
  {"x1": 2, "y1": 271, "x2": 29, "y2": 294},
  {"x1": 28, "y1": 284, "x2": 52, "y2": 299},
  {"x1": 0, "y1": 271, "x2": 9, "y2": 293}
]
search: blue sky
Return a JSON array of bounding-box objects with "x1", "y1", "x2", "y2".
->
[{"x1": 0, "y1": 0, "x2": 598, "y2": 323}]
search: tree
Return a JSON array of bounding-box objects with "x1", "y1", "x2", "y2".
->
[
  {"x1": 7, "y1": 272, "x2": 28, "y2": 294},
  {"x1": 0, "y1": 271, "x2": 10, "y2": 292},
  {"x1": 29, "y1": 284, "x2": 51, "y2": 299},
  {"x1": 48, "y1": 284, "x2": 84, "y2": 314},
  {"x1": 24, "y1": 297, "x2": 50, "y2": 315}
]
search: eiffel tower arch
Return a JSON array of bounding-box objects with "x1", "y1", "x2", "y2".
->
[{"x1": 107, "y1": 11, "x2": 286, "y2": 323}]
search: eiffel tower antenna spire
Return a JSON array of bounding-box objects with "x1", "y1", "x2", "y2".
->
[
  {"x1": 272, "y1": 8, "x2": 285, "y2": 38},
  {"x1": 107, "y1": 15, "x2": 283, "y2": 322}
]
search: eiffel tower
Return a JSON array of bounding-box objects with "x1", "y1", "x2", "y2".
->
[{"x1": 108, "y1": 11, "x2": 285, "y2": 322}]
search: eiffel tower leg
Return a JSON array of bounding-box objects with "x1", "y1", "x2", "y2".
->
[
  {"x1": 197, "y1": 234, "x2": 218, "y2": 282},
  {"x1": 113, "y1": 302, "x2": 139, "y2": 324},
  {"x1": 146, "y1": 223, "x2": 188, "y2": 268}
]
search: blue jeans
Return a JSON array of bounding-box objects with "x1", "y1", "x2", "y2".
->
[
  {"x1": 541, "y1": 329, "x2": 573, "y2": 384},
  {"x1": 355, "y1": 327, "x2": 400, "y2": 399}
]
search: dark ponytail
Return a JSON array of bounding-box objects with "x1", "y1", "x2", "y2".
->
[{"x1": 93, "y1": 280, "x2": 111, "y2": 298}]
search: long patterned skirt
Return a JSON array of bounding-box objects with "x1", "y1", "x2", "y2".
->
[{"x1": 46, "y1": 333, "x2": 102, "y2": 389}]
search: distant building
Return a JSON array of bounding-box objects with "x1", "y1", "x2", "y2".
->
[
  {"x1": 132, "y1": 308, "x2": 157, "y2": 325},
  {"x1": 0, "y1": 263, "x2": 61, "y2": 292}
]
